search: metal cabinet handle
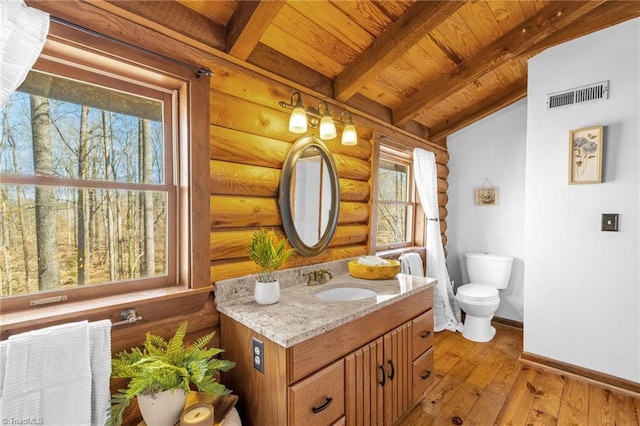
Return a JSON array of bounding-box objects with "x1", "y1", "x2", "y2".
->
[
  {"x1": 388, "y1": 359, "x2": 395, "y2": 381},
  {"x1": 379, "y1": 365, "x2": 386, "y2": 386},
  {"x1": 311, "y1": 397, "x2": 333, "y2": 414},
  {"x1": 420, "y1": 331, "x2": 432, "y2": 339},
  {"x1": 421, "y1": 370, "x2": 432, "y2": 380}
]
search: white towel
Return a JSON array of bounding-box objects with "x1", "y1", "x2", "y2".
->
[
  {"x1": 357, "y1": 255, "x2": 390, "y2": 266},
  {"x1": 89, "y1": 320, "x2": 112, "y2": 426},
  {"x1": 399, "y1": 253, "x2": 424, "y2": 276},
  {"x1": 0, "y1": 321, "x2": 93, "y2": 425}
]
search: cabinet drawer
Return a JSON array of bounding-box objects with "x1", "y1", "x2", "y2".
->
[
  {"x1": 412, "y1": 309, "x2": 434, "y2": 360},
  {"x1": 289, "y1": 359, "x2": 344, "y2": 425},
  {"x1": 412, "y1": 347, "x2": 434, "y2": 401}
]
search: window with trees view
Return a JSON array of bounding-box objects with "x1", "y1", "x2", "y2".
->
[
  {"x1": 376, "y1": 149, "x2": 415, "y2": 250},
  {"x1": 0, "y1": 67, "x2": 175, "y2": 299}
]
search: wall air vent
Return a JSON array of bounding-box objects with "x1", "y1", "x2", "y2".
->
[{"x1": 546, "y1": 81, "x2": 609, "y2": 109}]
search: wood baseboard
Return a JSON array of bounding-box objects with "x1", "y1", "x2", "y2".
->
[
  {"x1": 521, "y1": 352, "x2": 640, "y2": 396},
  {"x1": 491, "y1": 316, "x2": 523, "y2": 329}
]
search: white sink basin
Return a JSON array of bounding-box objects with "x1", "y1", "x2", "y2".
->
[{"x1": 315, "y1": 287, "x2": 377, "y2": 302}]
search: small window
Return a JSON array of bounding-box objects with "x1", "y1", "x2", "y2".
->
[
  {"x1": 375, "y1": 147, "x2": 416, "y2": 250},
  {"x1": 0, "y1": 33, "x2": 191, "y2": 308}
]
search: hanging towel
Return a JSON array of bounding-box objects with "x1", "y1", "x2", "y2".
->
[
  {"x1": 0, "y1": 321, "x2": 93, "y2": 425},
  {"x1": 399, "y1": 253, "x2": 424, "y2": 276},
  {"x1": 89, "y1": 320, "x2": 112, "y2": 426}
]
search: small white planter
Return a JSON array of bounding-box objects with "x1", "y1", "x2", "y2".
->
[
  {"x1": 137, "y1": 388, "x2": 187, "y2": 426},
  {"x1": 255, "y1": 280, "x2": 280, "y2": 304}
]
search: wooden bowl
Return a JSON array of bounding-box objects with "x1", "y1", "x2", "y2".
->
[{"x1": 348, "y1": 260, "x2": 401, "y2": 280}]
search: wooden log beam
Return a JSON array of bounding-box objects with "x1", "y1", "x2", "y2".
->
[
  {"x1": 334, "y1": 1, "x2": 464, "y2": 102},
  {"x1": 520, "y1": 1, "x2": 640, "y2": 58},
  {"x1": 95, "y1": 0, "x2": 225, "y2": 50},
  {"x1": 392, "y1": 1, "x2": 605, "y2": 126},
  {"x1": 226, "y1": 1, "x2": 286, "y2": 60},
  {"x1": 247, "y1": 43, "x2": 333, "y2": 97},
  {"x1": 429, "y1": 77, "x2": 528, "y2": 141},
  {"x1": 339, "y1": 14, "x2": 445, "y2": 98}
]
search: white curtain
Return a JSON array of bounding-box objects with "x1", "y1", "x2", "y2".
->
[
  {"x1": 0, "y1": 0, "x2": 49, "y2": 109},
  {"x1": 414, "y1": 147, "x2": 462, "y2": 332}
]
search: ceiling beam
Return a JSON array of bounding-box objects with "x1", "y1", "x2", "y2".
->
[
  {"x1": 97, "y1": 0, "x2": 225, "y2": 50},
  {"x1": 247, "y1": 43, "x2": 333, "y2": 97},
  {"x1": 429, "y1": 77, "x2": 527, "y2": 141},
  {"x1": 392, "y1": 1, "x2": 605, "y2": 126},
  {"x1": 520, "y1": 1, "x2": 640, "y2": 58},
  {"x1": 333, "y1": 1, "x2": 465, "y2": 103},
  {"x1": 226, "y1": 0, "x2": 286, "y2": 60}
]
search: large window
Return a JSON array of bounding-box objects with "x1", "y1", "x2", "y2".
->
[
  {"x1": 0, "y1": 27, "x2": 204, "y2": 311},
  {"x1": 375, "y1": 147, "x2": 416, "y2": 250}
]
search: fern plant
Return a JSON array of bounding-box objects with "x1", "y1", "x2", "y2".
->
[
  {"x1": 247, "y1": 228, "x2": 295, "y2": 282},
  {"x1": 108, "y1": 322, "x2": 235, "y2": 426}
]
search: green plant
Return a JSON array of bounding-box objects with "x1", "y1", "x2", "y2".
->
[
  {"x1": 108, "y1": 322, "x2": 235, "y2": 426},
  {"x1": 247, "y1": 228, "x2": 295, "y2": 282}
]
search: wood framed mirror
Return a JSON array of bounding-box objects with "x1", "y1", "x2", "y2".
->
[{"x1": 279, "y1": 135, "x2": 340, "y2": 257}]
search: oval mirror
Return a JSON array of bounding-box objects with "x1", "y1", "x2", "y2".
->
[{"x1": 279, "y1": 135, "x2": 340, "y2": 257}]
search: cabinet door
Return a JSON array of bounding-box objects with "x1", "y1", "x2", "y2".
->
[
  {"x1": 345, "y1": 337, "x2": 384, "y2": 426},
  {"x1": 383, "y1": 323, "x2": 411, "y2": 426}
]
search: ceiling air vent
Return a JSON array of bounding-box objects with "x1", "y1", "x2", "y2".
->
[{"x1": 546, "y1": 81, "x2": 609, "y2": 109}]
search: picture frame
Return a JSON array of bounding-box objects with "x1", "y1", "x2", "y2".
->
[
  {"x1": 476, "y1": 187, "x2": 498, "y2": 206},
  {"x1": 569, "y1": 125, "x2": 603, "y2": 184}
]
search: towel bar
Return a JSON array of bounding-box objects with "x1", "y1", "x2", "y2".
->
[{"x1": 112, "y1": 308, "x2": 143, "y2": 327}]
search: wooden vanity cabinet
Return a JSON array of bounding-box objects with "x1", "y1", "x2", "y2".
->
[{"x1": 220, "y1": 287, "x2": 434, "y2": 426}]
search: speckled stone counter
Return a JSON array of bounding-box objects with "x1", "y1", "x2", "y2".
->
[{"x1": 215, "y1": 262, "x2": 435, "y2": 348}]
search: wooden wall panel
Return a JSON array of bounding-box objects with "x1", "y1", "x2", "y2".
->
[{"x1": 208, "y1": 57, "x2": 451, "y2": 284}]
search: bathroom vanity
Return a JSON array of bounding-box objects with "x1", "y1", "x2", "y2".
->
[{"x1": 216, "y1": 269, "x2": 435, "y2": 426}]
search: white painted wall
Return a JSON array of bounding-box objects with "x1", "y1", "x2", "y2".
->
[
  {"x1": 525, "y1": 19, "x2": 640, "y2": 382},
  {"x1": 447, "y1": 98, "x2": 527, "y2": 322}
]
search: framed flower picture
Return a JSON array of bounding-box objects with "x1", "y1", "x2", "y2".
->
[{"x1": 569, "y1": 125, "x2": 603, "y2": 184}]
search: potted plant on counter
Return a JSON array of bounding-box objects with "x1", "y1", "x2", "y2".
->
[
  {"x1": 247, "y1": 228, "x2": 295, "y2": 304},
  {"x1": 108, "y1": 322, "x2": 236, "y2": 426}
]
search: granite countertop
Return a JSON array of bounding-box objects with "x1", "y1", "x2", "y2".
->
[{"x1": 215, "y1": 272, "x2": 435, "y2": 348}]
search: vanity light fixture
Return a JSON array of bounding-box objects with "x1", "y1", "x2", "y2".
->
[
  {"x1": 340, "y1": 111, "x2": 358, "y2": 145},
  {"x1": 278, "y1": 91, "x2": 358, "y2": 144}
]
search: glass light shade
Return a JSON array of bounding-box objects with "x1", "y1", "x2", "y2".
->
[
  {"x1": 319, "y1": 115, "x2": 337, "y2": 140},
  {"x1": 289, "y1": 106, "x2": 308, "y2": 133},
  {"x1": 341, "y1": 124, "x2": 358, "y2": 145}
]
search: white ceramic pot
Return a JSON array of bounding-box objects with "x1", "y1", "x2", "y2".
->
[
  {"x1": 137, "y1": 388, "x2": 187, "y2": 426},
  {"x1": 255, "y1": 280, "x2": 280, "y2": 304}
]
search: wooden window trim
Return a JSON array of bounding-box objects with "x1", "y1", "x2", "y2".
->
[
  {"x1": 0, "y1": 21, "x2": 210, "y2": 322},
  {"x1": 373, "y1": 143, "x2": 418, "y2": 252}
]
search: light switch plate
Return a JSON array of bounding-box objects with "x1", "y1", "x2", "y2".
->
[{"x1": 601, "y1": 213, "x2": 619, "y2": 232}]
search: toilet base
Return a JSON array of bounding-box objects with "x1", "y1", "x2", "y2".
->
[{"x1": 461, "y1": 315, "x2": 496, "y2": 342}]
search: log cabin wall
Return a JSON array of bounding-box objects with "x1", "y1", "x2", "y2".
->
[{"x1": 207, "y1": 59, "x2": 451, "y2": 284}]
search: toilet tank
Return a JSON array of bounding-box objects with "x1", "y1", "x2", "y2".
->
[{"x1": 465, "y1": 252, "x2": 514, "y2": 289}]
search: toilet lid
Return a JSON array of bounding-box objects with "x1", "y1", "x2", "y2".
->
[{"x1": 457, "y1": 284, "x2": 498, "y2": 301}]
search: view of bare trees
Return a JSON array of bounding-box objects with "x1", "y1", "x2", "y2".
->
[
  {"x1": 377, "y1": 158, "x2": 412, "y2": 247},
  {"x1": 0, "y1": 71, "x2": 168, "y2": 297}
]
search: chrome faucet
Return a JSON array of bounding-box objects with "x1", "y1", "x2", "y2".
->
[{"x1": 306, "y1": 269, "x2": 333, "y2": 286}]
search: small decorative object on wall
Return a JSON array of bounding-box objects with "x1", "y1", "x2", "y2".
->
[
  {"x1": 569, "y1": 125, "x2": 603, "y2": 184},
  {"x1": 476, "y1": 179, "x2": 498, "y2": 206}
]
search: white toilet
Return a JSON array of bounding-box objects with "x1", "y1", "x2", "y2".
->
[{"x1": 456, "y1": 252, "x2": 514, "y2": 342}]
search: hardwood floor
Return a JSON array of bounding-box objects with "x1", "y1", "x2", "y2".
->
[{"x1": 400, "y1": 324, "x2": 640, "y2": 425}]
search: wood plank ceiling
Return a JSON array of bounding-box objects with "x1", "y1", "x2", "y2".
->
[{"x1": 105, "y1": 0, "x2": 640, "y2": 145}]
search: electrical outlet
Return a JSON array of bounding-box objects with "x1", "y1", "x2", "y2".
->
[
  {"x1": 601, "y1": 213, "x2": 619, "y2": 232},
  {"x1": 252, "y1": 337, "x2": 264, "y2": 373}
]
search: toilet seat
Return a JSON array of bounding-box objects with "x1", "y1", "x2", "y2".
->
[{"x1": 456, "y1": 283, "x2": 498, "y2": 302}]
